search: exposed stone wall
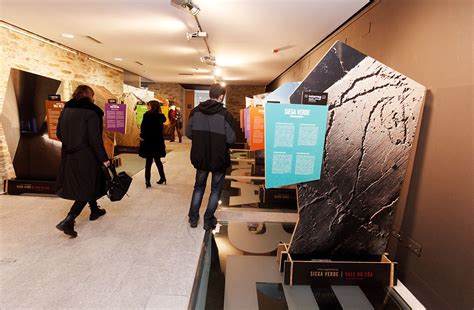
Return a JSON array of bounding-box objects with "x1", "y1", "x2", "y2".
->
[
  {"x1": 147, "y1": 82, "x2": 184, "y2": 106},
  {"x1": 0, "y1": 27, "x2": 124, "y2": 182},
  {"x1": 225, "y1": 85, "x2": 266, "y2": 119}
]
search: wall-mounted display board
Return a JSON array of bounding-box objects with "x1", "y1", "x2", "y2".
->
[
  {"x1": 264, "y1": 103, "x2": 328, "y2": 189},
  {"x1": 249, "y1": 106, "x2": 265, "y2": 151},
  {"x1": 45, "y1": 100, "x2": 65, "y2": 141},
  {"x1": 287, "y1": 41, "x2": 426, "y2": 258},
  {"x1": 105, "y1": 103, "x2": 126, "y2": 134}
]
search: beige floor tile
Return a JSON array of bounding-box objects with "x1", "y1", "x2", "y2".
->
[{"x1": 0, "y1": 140, "x2": 205, "y2": 309}]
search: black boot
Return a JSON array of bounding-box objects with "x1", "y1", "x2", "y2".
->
[
  {"x1": 90, "y1": 207, "x2": 106, "y2": 221},
  {"x1": 157, "y1": 178, "x2": 167, "y2": 185},
  {"x1": 146, "y1": 182, "x2": 151, "y2": 188},
  {"x1": 56, "y1": 215, "x2": 77, "y2": 238},
  {"x1": 157, "y1": 163, "x2": 166, "y2": 185}
]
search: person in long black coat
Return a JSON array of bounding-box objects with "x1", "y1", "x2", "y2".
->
[
  {"x1": 55, "y1": 85, "x2": 110, "y2": 238},
  {"x1": 139, "y1": 100, "x2": 167, "y2": 187}
]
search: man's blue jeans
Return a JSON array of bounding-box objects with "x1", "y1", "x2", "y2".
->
[{"x1": 188, "y1": 169, "x2": 225, "y2": 225}]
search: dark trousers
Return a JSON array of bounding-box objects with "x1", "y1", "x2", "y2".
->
[
  {"x1": 68, "y1": 200, "x2": 98, "y2": 218},
  {"x1": 188, "y1": 169, "x2": 225, "y2": 224},
  {"x1": 145, "y1": 156, "x2": 165, "y2": 183},
  {"x1": 169, "y1": 122, "x2": 182, "y2": 142}
]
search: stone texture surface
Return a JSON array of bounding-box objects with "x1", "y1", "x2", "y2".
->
[
  {"x1": 0, "y1": 28, "x2": 124, "y2": 183},
  {"x1": 288, "y1": 42, "x2": 425, "y2": 257},
  {"x1": 225, "y1": 85, "x2": 266, "y2": 119},
  {"x1": 147, "y1": 82, "x2": 185, "y2": 106}
]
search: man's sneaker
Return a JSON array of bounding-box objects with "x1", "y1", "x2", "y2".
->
[
  {"x1": 189, "y1": 218, "x2": 198, "y2": 228},
  {"x1": 90, "y1": 208, "x2": 106, "y2": 221}
]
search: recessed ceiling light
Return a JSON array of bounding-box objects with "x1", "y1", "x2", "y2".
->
[
  {"x1": 114, "y1": 58, "x2": 123, "y2": 61},
  {"x1": 61, "y1": 33, "x2": 74, "y2": 39}
]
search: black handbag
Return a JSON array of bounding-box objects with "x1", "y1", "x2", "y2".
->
[{"x1": 102, "y1": 163, "x2": 132, "y2": 202}]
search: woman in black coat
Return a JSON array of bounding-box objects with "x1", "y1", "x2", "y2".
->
[
  {"x1": 55, "y1": 85, "x2": 110, "y2": 238},
  {"x1": 139, "y1": 100, "x2": 167, "y2": 187}
]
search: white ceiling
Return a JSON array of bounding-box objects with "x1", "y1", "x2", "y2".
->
[{"x1": 0, "y1": 0, "x2": 369, "y2": 86}]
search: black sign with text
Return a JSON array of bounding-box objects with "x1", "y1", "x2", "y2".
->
[{"x1": 301, "y1": 92, "x2": 328, "y2": 105}]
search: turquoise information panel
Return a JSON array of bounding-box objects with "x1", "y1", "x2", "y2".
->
[{"x1": 265, "y1": 103, "x2": 328, "y2": 188}]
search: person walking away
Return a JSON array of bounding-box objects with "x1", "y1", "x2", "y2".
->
[
  {"x1": 186, "y1": 84, "x2": 236, "y2": 230},
  {"x1": 168, "y1": 104, "x2": 182, "y2": 143},
  {"x1": 139, "y1": 100, "x2": 167, "y2": 187},
  {"x1": 55, "y1": 85, "x2": 110, "y2": 238},
  {"x1": 175, "y1": 106, "x2": 183, "y2": 143}
]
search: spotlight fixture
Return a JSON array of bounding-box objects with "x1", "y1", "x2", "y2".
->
[
  {"x1": 114, "y1": 57, "x2": 123, "y2": 61},
  {"x1": 186, "y1": 31, "x2": 208, "y2": 40},
  {"x1": 170, "y1": 0, "x2": 200, "y2": 16},
  {"x1": 200, "y1": 55, "x2": 216, "y2": 66},
  {"x1": 61, "y1": 33, "x2": 74, "y2": 39}
]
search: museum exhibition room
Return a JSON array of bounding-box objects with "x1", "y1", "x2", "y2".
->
[{"x1": 0, "y1": 0, "x2": 472, "y2": 309}]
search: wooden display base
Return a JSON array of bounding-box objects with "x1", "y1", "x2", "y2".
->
[
  {"x1": 277, "y1": 244, "x2": 397, "y2": 287},
  {"x1": 4, "y1": 179, "x2": 56, "y2": 195},
  {"x1": 259, "y1": 187, "x2": 297, "y2": 209},
  {"x1": 114, "y1": 145, "x2": 139, "y2": 154}
]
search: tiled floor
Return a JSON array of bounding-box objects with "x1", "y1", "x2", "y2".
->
[{"x1": 0, "y1": 140, "x2": 206, "y2": 309}]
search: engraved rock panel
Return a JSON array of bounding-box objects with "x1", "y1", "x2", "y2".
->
[{"x1": 288, "y1": 42, "x2": 425, "y2": 257}]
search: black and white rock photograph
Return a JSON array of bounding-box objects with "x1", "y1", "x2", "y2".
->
[{"x1": 289, "y1": 41, "x2": 426, "y2": 258}]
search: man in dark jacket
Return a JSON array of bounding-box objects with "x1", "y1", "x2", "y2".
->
[
  {"x1": 186, "y1": 84, "x2": 236, "y2": 230},
  {"x1": 55, "y1": 85, "x2": 110, "y2": 238}
]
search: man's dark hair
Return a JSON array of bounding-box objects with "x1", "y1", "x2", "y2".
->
[{"x1": 209, "y1": 84, "x2": 226, "y2": 100}]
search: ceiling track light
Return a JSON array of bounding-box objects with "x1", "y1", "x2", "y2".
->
[
  {"x1": 186, "y1": 31, "x2": 208, "y2": 40},
  {"x1": 183, "y1": 1, "x2": 200, "y2": 15},
  {"x1": 200, "y1": 55, "x2": 216, "y2": 66},
  {"x1": 170, "y1": 0, "x2": 200, "y2": 16}
]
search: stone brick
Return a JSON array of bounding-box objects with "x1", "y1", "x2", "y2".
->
[
  {"x1": 0, "y1": 27, "x2": 124, "y2": 183},
  {"x1": 147, "y1": 82, "x2": 185, "y2": 106},
  {"x1": 225, "y1": 85, "x2": 266, "y2": 119}
]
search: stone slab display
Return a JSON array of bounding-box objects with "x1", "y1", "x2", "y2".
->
[{"x1": 288, "y1": 41, "x2": 425, "y2": 258}]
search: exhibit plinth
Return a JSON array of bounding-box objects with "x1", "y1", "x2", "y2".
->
[
  {"x1": 259, "y1": 187, "x2": 297, "y2": 209},
  {"x1": 277, "y1": 243, "x2": 397, "y2": 287},
  {"x1": 4, "y1": 179, "x2": 56, "y2": 195}
]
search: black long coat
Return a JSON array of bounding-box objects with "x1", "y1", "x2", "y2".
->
[
  {"x1": 139, "y1": 112, "x2": 166, "y2": 158},
  {"x1": 56, "y1": 98, "x2": 109, "y2": 201}
]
